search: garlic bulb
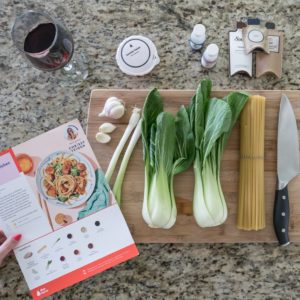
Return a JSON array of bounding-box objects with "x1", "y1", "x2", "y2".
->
[
  {"x1": 109, "y1": 105, "x2": 125, "y2": 119},
  {"x1": 103, "y1": 99, "x2": 121, "y2": 116},
  {"x1": 105, "y1": 96, "x2": 124, "y2": 106},
  {"x1": 95, "y1": 132, "x2": 111, "y2": 144},
  {"x1": 99, "y1": 123, "x2": 116, "y2": 133},
  {"x1": 99, "y1": 96, "x2": 125, "y2": 119}
]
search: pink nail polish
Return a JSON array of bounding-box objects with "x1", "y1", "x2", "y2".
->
[{"x1": 13, "y1": 234, "x2": 22, "y2": 241}]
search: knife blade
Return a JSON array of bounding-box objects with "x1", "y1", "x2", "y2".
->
[{"x1": 274, "y1": 94, "x2": 300, "y2": 246}]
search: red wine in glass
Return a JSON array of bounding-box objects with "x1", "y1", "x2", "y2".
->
[
  {"x1": 12, "y1": 11, "x2": 88, "y2": 82},
  {"x1": 24, "y1": 22, "x2": 73, "y2": 70}
]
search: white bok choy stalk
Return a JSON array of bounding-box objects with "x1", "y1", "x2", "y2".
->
[
  {"x1": 141, "y1": 89, "x2": 194, "y2": 229},
  {"x1": 113, "y1": 119, "x2": 142, "y2": 206},
  {"x1": 190, "y1": 79, "x2": 249, "y2": 227},
  {"x1": 105, "y1": 107, "x2": 141, "y2": 183}
]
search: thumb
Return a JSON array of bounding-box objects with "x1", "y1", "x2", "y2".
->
[{"x1": 0, "y1": 234, "x2": 22, "y2": 261}]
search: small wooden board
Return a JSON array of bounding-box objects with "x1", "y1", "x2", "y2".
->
[{"x1": 87, "y1": 89, "x2": 300, "y2": 243}]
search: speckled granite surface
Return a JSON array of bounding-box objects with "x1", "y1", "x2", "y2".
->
[{"x1": 1, "y1": 0, "x2": 300, "y2": 299}]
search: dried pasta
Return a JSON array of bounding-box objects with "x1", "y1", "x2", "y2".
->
[{"x1": 237, "y1": 95, "x2": 266, "y2": 230}]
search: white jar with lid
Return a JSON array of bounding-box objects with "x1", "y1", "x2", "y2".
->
[
  {"x1": 189, "y1": 24, "x2": 206, "y2": 50},
  {"x1": 201, "y1": 43, "x2": 219, "y2": 69},
  {"x1": 116, "y1": 35, "x2": 160, "y2": 76}
]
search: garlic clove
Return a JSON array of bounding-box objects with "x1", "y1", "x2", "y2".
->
[
  {"x1": 95, "y1": 132, "x2": 111, "y2": 144},
  {"x1": 106, "y1": 96, "x2": 121, "y2": 104},
  {"x1": 104, "y1": 100, "x2": 123, "y2": 116},
  {"x1": 99, "y1": 100, "x2": 120, "y2": 117},
  {"x1": 98, "y1": 96, "x2": 125, "y2": 118},
  {"x1": 106, "y1": 96, "x2": 125, "y2": 107},
  {"x1": 99, "y1": 122, "x2": 117, "y2": 133},
  {"x1": 109, "y1": 105, "x2": 125, "y2": 119},
  {"x1": 106, "y1": 96, "x2": 119, "y2": 102}
]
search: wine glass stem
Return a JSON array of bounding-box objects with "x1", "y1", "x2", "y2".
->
[{"x1": 61, "y1": 52, "x2": 89, "y2": 81}]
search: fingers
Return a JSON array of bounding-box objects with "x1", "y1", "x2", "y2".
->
[
  {"x1": 0, "y1": 234, "x2": 22, "y2": 265},
  {"x1": 0, "y1": 230, "x2": 6, "y2": 244}
]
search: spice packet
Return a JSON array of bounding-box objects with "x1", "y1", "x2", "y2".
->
[
  {"x1": 256, "y1": 30, "x2": 284, "y2": 78},
  {"x1": 242, "y1": 19, "x2": 269, "y2": 54}
]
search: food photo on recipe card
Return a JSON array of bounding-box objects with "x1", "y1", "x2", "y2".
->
[{"x1": 0, "y1": 119, "x2": 138, "y2": 300}]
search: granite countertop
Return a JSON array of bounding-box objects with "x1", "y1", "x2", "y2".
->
[{"x1": 1, "y1": 0, "x2": 300, "y2": 299}]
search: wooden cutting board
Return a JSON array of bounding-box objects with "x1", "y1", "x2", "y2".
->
[{"x1": 87, "y1": 89, "x2": 300, "y2": 243}]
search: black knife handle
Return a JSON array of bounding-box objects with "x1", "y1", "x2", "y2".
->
[{"x1": 274, "y1": 185, "x2": 290, "y2": 246}]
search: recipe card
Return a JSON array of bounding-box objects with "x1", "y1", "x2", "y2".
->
[{"x1": 0, "y1": 120, "x2": 138, "y2": 300}]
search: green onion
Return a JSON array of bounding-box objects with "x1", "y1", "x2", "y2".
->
[
  {"x1": 113, "y1": 119, "x2": 142, "y2": 205},
  {"x1": 105, "y1": 107, "x2": 141, "y2": 184}
]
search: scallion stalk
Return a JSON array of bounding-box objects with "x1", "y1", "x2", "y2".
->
[
  {"x1": 113, "y1": 119, "x2": 142, "y2": 205},
  {"x1": 105, "y1": 107, "x2": 141, "y2": 183}
]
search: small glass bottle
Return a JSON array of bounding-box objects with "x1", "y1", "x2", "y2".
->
[
  {"x1": 189, "y1": 24, "x2": 206, "y2": 50},
  {"x1": 201, "y1": 43, "x2": 219, "y2": 69}
]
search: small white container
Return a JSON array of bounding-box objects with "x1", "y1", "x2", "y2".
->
[
  {"x1": 201, "y1": 43, "x2": 219, "y2": 69},
  {"x1": 189, "y1": 24, "x2": 206, "y2": 50},
  {"x1": 116, "y1": 35, "x2": 160, "y2": 76}
]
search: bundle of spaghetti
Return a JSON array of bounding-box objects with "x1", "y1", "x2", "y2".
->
[{"x1": 237, "y1": 95, "x2": 266, "y2": 230}]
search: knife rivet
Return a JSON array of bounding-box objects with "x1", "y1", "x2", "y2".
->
[
  {"x1": 282, "y1": 212, "x2": 286, "y2": 216},
  {"x1": 282, "y1": 228, "x2": 286, "y2": 233},
  {"x1": 282, "y1": 196, "x2": 286, "y2": 200}
]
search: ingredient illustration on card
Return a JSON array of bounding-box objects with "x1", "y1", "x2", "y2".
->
[{"x1": 17, "y1": 154, "x2": 34, "y2": 174}]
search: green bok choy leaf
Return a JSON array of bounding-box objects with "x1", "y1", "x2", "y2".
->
[
  {"x1": 191, "y1": 79, "x2": 249, "y2": 227},
  {"x1": 142, "y1": 90, "x2": 194, "y2": 229}
]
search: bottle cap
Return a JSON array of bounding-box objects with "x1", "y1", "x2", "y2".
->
[
  {"x1": 191, "y1": 24, "x2": 206, "y2": 44},
  {"x1": 203, "y1": 43, "x2": 219, "y2": 62},
  {"x1": 247, "y1": 18, "x2": 261, "y2": 25},
  {"x1": 265, "y1": 22, "x2": 275, "y2": 29},
  {"x1": 116, "y1": 35, "x2": 160, "y2": 76}
]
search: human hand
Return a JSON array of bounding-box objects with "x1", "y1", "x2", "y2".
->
[{"x1": 0, "y1": 230, "x2": 22, "y2": 266}]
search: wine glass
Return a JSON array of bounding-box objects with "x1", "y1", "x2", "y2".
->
[{"x1": 11, "y1": 10, "x2": 88, "y2": 83}]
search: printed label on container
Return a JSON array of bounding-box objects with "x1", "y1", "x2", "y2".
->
[
  {"x1": 268, "y1": 35, "x2": 280, "y2": 53},
  {"x1": 248, "y1": 29, "x2": 264, "y2": 43}
]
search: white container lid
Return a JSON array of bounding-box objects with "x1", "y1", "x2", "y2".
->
[
  {"x1": 116, "y1": 35, "x2": 160, "y2": 76},
  {"x1": 203, "y1": 43, "x2": 219, "y2": 62},
  {"x1": 191, "y1": 24, "x2": 206, "y2": 44}
]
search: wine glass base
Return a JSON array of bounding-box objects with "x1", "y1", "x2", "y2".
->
[{"x1": 59, "y1": 52, "x2": 89, "y2": 86}]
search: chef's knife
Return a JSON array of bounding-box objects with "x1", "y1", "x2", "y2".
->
[{"x1": 274, "y1": 94, "x2": 300, "y2": 246}]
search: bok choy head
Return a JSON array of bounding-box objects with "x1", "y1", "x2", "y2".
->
[
  {"x1": 191, "y1": 79, "x2": 249, "y2": 227},
  {"x1": 141, "y1": 89, "x2": 195, "y2": 229}
]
